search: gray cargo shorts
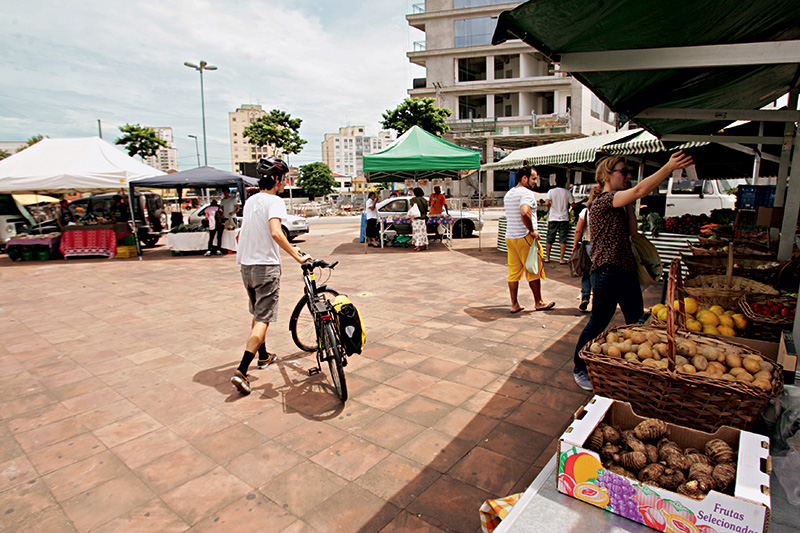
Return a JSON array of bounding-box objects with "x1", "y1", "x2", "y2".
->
[{"x1": 240, "y1": 264, "x2": 281, "y2": 323}]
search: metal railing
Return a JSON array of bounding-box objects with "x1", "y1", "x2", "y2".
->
[
  {"x1": 411, "y1": 3, "x2": 425, "y2": 14},
  {"x1": 413, "y1": 40, "x2": 427, "y2": 52},
  {"x1": 446, "y1": 117, "x2": 498, "y2": 133}
]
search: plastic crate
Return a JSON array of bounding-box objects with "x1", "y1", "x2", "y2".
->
[
  {"x1": 119, "y1": 235, "x2": 136, "y2": 246},
  {"x1": 36, "y1": 247, "x2": 50, "y2": 260},
  {"x1": 115, "y1": 245, "x2": 138, "y2": 258},
  {"x1": 737, "y1": 185, "x2": 776, "y2": 210}
]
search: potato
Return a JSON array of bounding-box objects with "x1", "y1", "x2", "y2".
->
[
  {"x1": 742, "y1": 357, "x2": 761, "y2": 374},
  {"x1": 624, "y1": 353, "x2": 639, "y2": 361},
  {"x1": 736, "y1": 372, "x2": 754, "y2": 383},
  {"x1": 677, "y1": 342, "x2": 697, "y2": 357},
  {"x1": 681, "y1": 364, "x2": 697, "y2": 374},
  {"x1": 726, "y1": 353, "x2": 742, "y2": 369},
  {"x1": 630, "y1": 331, "x2": 647, "y2": 344},
  {"x1": 652, "y1": 352, "x2": 662, "y2": 361},
  {"x1": 707, "y1": 362, "x2": 726, "y2": 375},
  {"x1": 589, "y1": 343, "x2": 602, "y2": 354},
  {"x1": 729, "y1": 367, "x2": 747, "y2": 377},
  {"x1": 654, "y1": 343, "x2": 669, "y2": 357},
  {"x1": 642, "y1": 358, "x2": 659, "y2": 367},
  {"x1": 646, "y1": 331, "x2": 662, "y2": 344},
  {"x1": 691, "y1": 355, "x2": 708, "y2": 371},
  {"x1": 629, "y1": 344, "x2": 640, "y2": 353},
  {"x1": 696, "y1": 371, "x2": 711, "y2": 377},
  {"x1": 607, "y1": 332, "x2": 620, "y2": 344},
  {"x1": 619, "y1": 342, "x2": 633, "y2": 353},
  {"x1": 758, "y1": 360, "x2": 772, "y2": 372},
  {"x1": 601, "y1": 343, "x2": 610, "y2": 355},
  {"x1": 720, "y1": 373, "x2": 735, "y2": 380},
  {"x1": 675, "y1": 355, "x2": 689, "y2": 366},
  {"x1": 717, "y1": 351, "x2": 728, "y2": 363},
  {"x1": 656, "y1": 360, "x2": 669, "y2": 369},
  {"x1": 753, "y1": 370, "x2": 772, "y2": 382},
  {"x1": 638, "y1": 346, "x2": 654, "y2": 359},
  {"x1": 747, "y1": 354, "x2": 763, "y2": 362},
  {"x1": 608, "y1": 346, "x2": 622, "y2": 358},
  {"x1": 641, "y1": 340, "x2": 654, "y2": 349},
  {"x1": 620, "y1": 329, "x2": 633, "y2": 340},
  {"x1": 701, "y1": 346, "x2": 722, "y2": 361},
  {"x1": 752, "y1": 379, "x2": 772, "y2": 391}
]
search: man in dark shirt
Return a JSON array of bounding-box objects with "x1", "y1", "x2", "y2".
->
[
  {"x1": 109, "y1": 195, "x2": 130, "y2": 222},
  {"x1": 56, "y1": 199, "x2": 76, "y2": 230}
]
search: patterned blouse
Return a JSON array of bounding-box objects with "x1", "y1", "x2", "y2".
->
[{"x1": 588, "y1": 192, "x2": 636, "y2": 272}]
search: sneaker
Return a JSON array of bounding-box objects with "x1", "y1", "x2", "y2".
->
[
  {"x1": 579, "y1": 298, "x2": 590, "y2": 312},
  {"x1": 573, "y1": 371, "x2": 594, "y2": 391},
  {"x1": 230, "y1": 370, "x2": 251, "y2": 394},
  {"x1": 215, "y1": 250, "x2": 222, "y2": 255},
  {"x1": 257, "y1": 352, "x2": 276, "y2": 369},
  {"x1": 204, "y1": 251, "x2": 212, "y2": 256}
]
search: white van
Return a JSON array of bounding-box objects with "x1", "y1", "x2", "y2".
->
[{"x1": 0, "y1": 194, "x2": 36, "y2": 248}]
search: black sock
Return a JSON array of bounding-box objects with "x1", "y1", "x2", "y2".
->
[
  {"x1": 237, "y1": 350, "x2": 255, "y2": 375},
  {"x1": 257, "y1": 343, "x2": 268, "y2": 361}
]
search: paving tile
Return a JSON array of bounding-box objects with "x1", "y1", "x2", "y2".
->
[
  {"x1": 396, "y1": 428, "x2": 472, "y2": 473},
  {"x1": 351, "y1": 360, "x2": 407, "y2": 382},
  {"x1": 73, "y1": 398, "x2": 141, "y2": 430},
  {"x1": 274, "y1": 419, "x2": 348, "y2": 458},
  {"x1": 483, "y1": 375, "x2": 541, "y2": 401},
  {"x1": 448, "y1": 446, "x2": 527, "y2": 495},
  {"x1": 433, "y1": 407, "x2": 500, "y2": 443},
  {"x1": 406, "y1": 475, "x2": 493, "y2": 533},
  {"x1": 325, "y1": 399, "x2": 383, "y2": 433},
  {"x1": 14, "y1": 417, "x2": 87, "y2": 453},
  {"x1": 194, "y1": 491, "x2": 297, "y2": 532},
  {"x1": 243, "y1": 405, "x2": 308, "y2": 439},
  {"x1": 92, "y1": 412, "x2": 163, "y2": 448},
  {"x1": 258, "y1": 460, "x2": 348, "y2": 517},
  {"x1": 0, "y1": 390, "x2": 57, "y2": 418},
  {"x1": 111, "y1": 426, "x2": 188, "y2": 470},
  {"x1": 352, "y1": 412, "x2": 427, "y2": 451},
  {"x1": 481, "y1": 421, "x2": 554, "y2": 464},
  {"x1": 42, "y1": 449, "x2": 129, "y2": 502},
  {"x1": 0, "y1": 477, "x2": 58, "y2": 530},
  {"x1": 356, "y1": 453, "x2": 440, "y2": 508},
  {"x1": 527, "y1": 383, "x2": 591, "y2": 411},
  {"x1": 169, "y1": 407, "x2": 237, "y2": 442},
  {"x1": 135, "y1": 445, "x2": 216, "y2": 494},
  {"x1": 193, "y1": 422, "x2": 264, "y2": 464},
  {"x1": 390, "y1": 394, "x2": 455, "y2": 427},
  {"x1": 419, "y1": 380, "x2": 479, "y2": 406},
  {"x1": 0, "y1": 455, "x2": 38, "y2": 493},
  {"x1": 355, "y1": 383, "x2": 414, "y2": 411},
  {"x1": 380, "y1": 510, "x2": 443, "y2": 532},
  {"x1": 225, "y1": 440, "x2": 305, "y2": 488},
  {"x1": 161, "y1": 466, "x2": 251, "y2": 525},
  {"x1": 460, "y1": 389, "x2": 522, "y2": 419},
  {"x1": 301, "y1": 484, "x2": 400, "y2": 533},
  {"x1": 310, "y1": 434, "x2": 391, "y2": 481},
  {"x1": 92, "y1": 497, "x2": 189, "y2": 533},
  {"x1": 61, "y1": 472, "x2": 156, "y2": 532},
  {"x1": 504, "y1": 401, "x2": 573, "y2": 437}
]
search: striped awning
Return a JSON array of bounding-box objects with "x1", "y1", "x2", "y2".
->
[
  {"x1": 481, "y1": 129, "x2": 642, "y2": 171},
  {"x1": 600, "y1": 131, "x2": 708, "y2": 156}
]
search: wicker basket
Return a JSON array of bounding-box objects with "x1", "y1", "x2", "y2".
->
[
  {"x1": 738, "y1": 294, "x2": 796, "y2": 342},
  {"x1": 683, "y1": 275, "x2": 779, "y2": 309},
  {"x1": 681, "y1": 253, "x2": 786, "y2": 282},
  {"x1": 688, "y1": 243, "x2": 773, "y2": 258},
  {"x1": 579, "y1": 260, "x2": 783, "y2": 432}
]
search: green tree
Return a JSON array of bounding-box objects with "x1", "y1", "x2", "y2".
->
[
  {"x1": 16, "y1": 135, "x2": 46, "y2": 152},
  {"x1": 297, "y1": 162, "x2": 336, "y2": 200},
  {"x1": 0, "y1": 149, "x2": 10, "y2": 160},
  {"x1": 243, "y1": 109, "x2": 307, "y2": 157},
  {"x1": 381, "y1": 97, "x2": 452, "y2": 137},
  {"x1": 115, "y1": 124, "x2": 167, "y2": 158}
]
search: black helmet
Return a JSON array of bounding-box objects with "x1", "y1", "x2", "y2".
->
[{"x1": 256, "y1": 156, "x2": 289, "y2": 177}]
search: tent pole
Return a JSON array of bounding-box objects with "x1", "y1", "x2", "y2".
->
[
  {"x1": 128, "y1": 183, "x2": 142, "y2": 260},
  {"x1": 478, "y1": 171, "x2": 482, "y2": 251}
]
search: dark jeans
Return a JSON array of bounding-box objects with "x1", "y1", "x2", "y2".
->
[
  {"x1": 208, "y1": 227, "x2": 223, "y2": 253},
  {"x1": 573, "y1": 264, "x2": 644, "y2": 373},
  {"x1": 580, "y1": 243, "x2": 592, "y2": 300}
]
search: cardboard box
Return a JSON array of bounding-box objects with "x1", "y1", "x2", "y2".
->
[
  {"x1": 756, "y1": 206, "x2": 783, "y2": 228},
  {"x1": 558, "y1": 396, "x2": 771, "y2": 533}
]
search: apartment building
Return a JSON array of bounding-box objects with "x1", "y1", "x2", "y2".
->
[
  {"x1": 143, "y1": 127, "x2": 179, "y2": 172},
  {"x1": 406, "y1": 0, "x2": 618, "y2": 196},
  {"x1": 321, "y1": 126, "x2": 393, "y2": 179},
  {"x1": 228, "y1": 104, "x2": 280, "y2": 173}
]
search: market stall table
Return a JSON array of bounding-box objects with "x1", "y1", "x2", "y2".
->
[
  {"x1": 378, "y1": 216, "x2": 454, "y2": 249},
  {"x1": 59, "y1": 223, "x2": 128, "y2": 259},
  {"x1": 166, "y1": 229, "x2": 239, "y2": 253},
  {"x1": 4, "y1": 234, "x2": 61, "y2": 261}
]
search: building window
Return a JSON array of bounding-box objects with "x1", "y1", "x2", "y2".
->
[
  {"x1": 494, "y1": 54, "x2": 519, "y2": 79},
  {"x1": 458, "y1": 57, "x2": 487, "y2": 82},
  {"x1": 454, "y1": 17, "x2": 496, "y2": 48},
  {"x1": 590, "y1": 94, "x2": 615, "y2": 124},
  {"x1": 459, "y1": 95, "x2": 487, "y2": 119}
]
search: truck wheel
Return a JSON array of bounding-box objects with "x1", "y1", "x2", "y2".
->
[
  {"x1": 141, "y1": 234, "x2": 160, "y2": 248},
  {"x1": 453, "y1": 220, "x2": 474, "y2": 238}
]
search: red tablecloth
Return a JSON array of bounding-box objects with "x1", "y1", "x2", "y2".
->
[{"x1": 60, "y1": 228, "x2": 117, "y2": 258}]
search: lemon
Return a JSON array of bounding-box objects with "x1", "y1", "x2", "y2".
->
[
  {"x1": 724, "y1": 310, "x2": 736, "y2": 316},
  {"x1": 684, "y1": 298, "x2": 699, "y2": 315},
  {"x1": 651, "y1": 303, "x2": 667, "y2": 316},
  {"x1": 703, "y1": 324, "x2": 720, "y2": 335},
  {"x1": 718, "y1": 314, "x2": 734, "y2": 328},
  {"x1": 732, "y1": 314, "x2": 748, "y2": 330},
  {"x1": 697, "y1": 310, "x2": 720, "y2": 327},
  {"x1": 687, "y1": 319, "x2": 703, "y2": 332},
  {"x1": 718, "y1": 325, "x2": 736, "y2": 337},
  {"x1": 710, "y1": 305, "x2": 726, "y2": 316},
  {"x1": 657, "y1": 307, "x2": 669, "y2": 322}
]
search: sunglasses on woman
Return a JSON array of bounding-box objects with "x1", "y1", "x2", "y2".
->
[{"x1": 612, "y1": 167, "x2": 632, "y2": 177}]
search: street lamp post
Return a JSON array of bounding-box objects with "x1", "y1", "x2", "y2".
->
[
  {"x1": 183, "y1": 60, "x2": 217, "y2": 167},
  {"x1": 187, "y1": 135, "x2": 200, "y2": 167}
]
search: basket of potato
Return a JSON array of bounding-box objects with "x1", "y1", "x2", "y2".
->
[{"x1": 579, "y1": 260, "x2": 784, "y2": 432}]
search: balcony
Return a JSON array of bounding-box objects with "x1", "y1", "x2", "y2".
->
[
  {"x1": 411, "y1": 3, "x2": 425, "y2": 14},
  {"x1": 532, "y1": 112, "x2": 570, "y2": 130},
  {"x1": 413, "y1": 40, "x2": 426, "y2": 52},
  {"x1": 446, "y1": 117, "x2": 497, "y2": 134}
]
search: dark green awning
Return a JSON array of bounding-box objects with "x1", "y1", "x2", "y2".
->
[{"x1": 492, "y1": 0, "x2": 800, "y2": 136}]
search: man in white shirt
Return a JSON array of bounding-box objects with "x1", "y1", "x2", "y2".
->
[
  {"x1": 503, "y1": 167, "x2": 555, "y2": 314},
  {"x1": 219, "y1": 189, "x2": 239, "y2": 226},
  {"x1": 545, "y1": 175, "x2": 578, "y2": 264},
  {"x1": 365, "y1": 191, "x2": 379, "y2": 247},
  {"x1": 231, "y1": 157, "x2": 310, "y2": 395}
]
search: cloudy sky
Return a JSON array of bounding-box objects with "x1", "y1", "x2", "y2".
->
[{"x1": 1, "y1": 0, "x2": 425, "y2": 170}]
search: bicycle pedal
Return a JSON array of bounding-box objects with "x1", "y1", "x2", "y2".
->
[{"x1": 308, "y1": 367, "x2": 320, "y2": 376}]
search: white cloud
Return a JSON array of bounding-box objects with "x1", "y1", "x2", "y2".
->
[{"x1": 0, "y1": 0, "x2": 424, "y2": 169}]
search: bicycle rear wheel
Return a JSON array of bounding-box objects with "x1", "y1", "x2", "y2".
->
[
  {"x1": 289, "y1": 289, "x2": 339, "y2": 352},
  {"x1": 323, "y1": 321, "x2": 347, "y2": 402}
]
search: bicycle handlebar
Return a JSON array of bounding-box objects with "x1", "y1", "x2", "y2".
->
[{"x1": 301, "y1": 258, "x2": 338, "y2": 272}]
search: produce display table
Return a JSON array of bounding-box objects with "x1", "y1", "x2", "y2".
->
[
  {"x1": 493, "y1": 452, "x2": 798, "y2": 533},
  {"x1": 5, "y1": 235, "x2": 61, "y2": 261},
  {"x1": 378, "y1": 216, "x2": 454, "y2": 249},
  {"x1": 166, "y1": 229, "x2": 239, "y2": 253},
  {"x1": 220, "y1": 229, "x2": 239, "y2": 252},
  {"x1": 60, "y1": 225, "x2": 118, "y2": 258}
]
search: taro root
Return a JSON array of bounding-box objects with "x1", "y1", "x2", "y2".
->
[
  {"x1": 638, "y1": 463, "x2": 666, "y2": 484},
  {"x1": 689, "y1": 472, "x2": 716, "y2": 492},
  {"x1": 622, "y1": 430, "x2": 647, "y2": 454},
  {"x1": 713, "y1": 463, "x2": 736, "y2": 492},
  {"x1": 586, "y1": 427, "x2": 604, "y2": 451},
  {"x1": 683, "y1": 447, "x2": 701, "y2": 456},
  {"x1": 634, "y1": 418, "x2": 668, "y2": 441},
  {"x1": 601, "y1": 443, "x2": 622, "y2": 461},
  {"x1": 705, "y1": 439, "x2": 736, "y2": 464},
  {"x1": 619, "y1": 451, "x2": 647, "y2": 471},
  {"x1": 688, "y1": 463, "x2": 714, "y2": 478},
  {"x1": 658, "y1": 468, "x2": 686, "y2": 490},
  {"x1": 658, "y1": 439, "x2": 682, "y2": 461},
  {"x1": 686, "y1": 453, "x2": 713, "y2": 466},
  {"x1": 606, "y1": 463, "x2": 636, "y2": 479},
  {"x1": 645, "y1": 444, "x2": 659, "y2": 464},
  {"x1": 677, "y1": 480, "x2": 706, "y2": 500},
  {"x1": 664, "y1": 452, "x2": 691, "y2": 471},
  {"x1": 602, "y1": 425, "x2": 623, "y2": 445}
]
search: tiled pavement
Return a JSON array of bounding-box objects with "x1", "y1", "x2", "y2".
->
[{"x1": 0, "y1": 220, "x2": 660, "y2": 532}]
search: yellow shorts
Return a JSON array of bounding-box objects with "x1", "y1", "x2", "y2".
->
[{"x1": 506, "y1": 236, "x2": 546, "y2": 282}]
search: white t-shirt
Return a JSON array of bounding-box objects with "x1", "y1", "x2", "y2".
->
[
  {"x1": 579, "y1": 207, "x2": 591, "y2": 242},
  {"x1": 236, "y1": 193, "x2": 287, "y2": 266},
  {"x1": 365, "y1": 198, "x2": 378, "y2": 220},
  {"x1": 220, "y1": 196, "x2": 239, "y2": 219},
  {"x1": 503, "y1": 186, "x2": 538, "y2": 239},
  {"x1": 546, "y1": 187, "x2": 575, "y2": 222}
]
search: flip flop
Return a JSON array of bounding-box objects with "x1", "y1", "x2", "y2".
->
[
  {"x1": 559, "y1": 261, "x2": 568, "y2": 265},
  {"x1": 510, "y1": 307, "x2": 525, "y2": 314},
  {"x1": 535, "y1": 302, "x2": 556, "y2": 311},
  {"x1": 543, "y1": 260, "x2": 551, "y2": 264}
]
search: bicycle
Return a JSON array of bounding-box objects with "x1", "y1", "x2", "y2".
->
[{"x1": 288, "y1": 258, "x2": 348, "y2": 402}]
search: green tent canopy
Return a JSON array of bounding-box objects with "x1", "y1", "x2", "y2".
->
[{"x1": 363, "y1": 126, "x2": 481, "y2": 183}]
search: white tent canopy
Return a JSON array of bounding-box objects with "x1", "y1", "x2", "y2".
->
[{"x1": 0, "y1": 137, "x2": 164, "y2": 194}]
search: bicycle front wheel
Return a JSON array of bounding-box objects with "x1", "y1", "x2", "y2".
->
[
  {"x1": 323, "y1": 321, "x2": 347, "y2": 402},
  {"x1": 289, "y1": 289, "x2": 339, "y2": 352}
]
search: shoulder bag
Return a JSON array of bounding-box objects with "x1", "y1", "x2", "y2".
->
[{"x1": 569, "y1": 241, "x2": 591, "y2": 278}]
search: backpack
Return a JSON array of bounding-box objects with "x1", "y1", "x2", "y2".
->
[{"x1": 333, "y1": 295, "x2": 365, "y2": 355}]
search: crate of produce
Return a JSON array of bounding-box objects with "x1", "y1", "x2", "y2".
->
[
  {"x1": 579, "y1": 260, "x2": 783, "y2": 432},
  {"x1": 558, "y1": 396, "x2": 771, "y2": 533},
  {"x1": 738, "y1": 294, "x2": 796, "y2": 342},
  {"x1": 683, "y1": 275, "x2": 779, "y2": 310},
  {"x1": 680, "y1": 253, "x2": 788, "y2": 283},
  {"x1": 114, "y1": 245, "x2": 138, "y2": 259}
]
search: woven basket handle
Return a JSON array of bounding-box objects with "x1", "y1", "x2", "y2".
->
[{"x1": 665, "y1": 259, "x2": 688, "y2": 372}]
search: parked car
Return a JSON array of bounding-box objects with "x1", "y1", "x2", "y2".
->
[
  {"x1": 0, "y1": 194, "x2": 36, "y2": 249},
  {"x1": 24, "y1": 191, "x2": 166, "y2": 247},
  {"x1": 376, "y1": 196, "x2": 484, "y2": 238},
  {"x1": 187, "y1": 203, "x2": 310, "y2": 242}
]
